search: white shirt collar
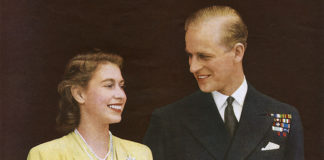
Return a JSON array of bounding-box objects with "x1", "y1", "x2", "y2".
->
[
  {"x1": 211, "y1": 77, "x2": 248, "y2": 121},
  {"x1": 231, "y1": 77, "x2": 248, "y2": 106},
  {"x1": 212, "y1": 90, "x2": 228, "y2": 112}
]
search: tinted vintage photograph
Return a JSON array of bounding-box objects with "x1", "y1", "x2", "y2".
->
[{"x1": 1, "y1": 0, "x2": 322, "y2": 159}]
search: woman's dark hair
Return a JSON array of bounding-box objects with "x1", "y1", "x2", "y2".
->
[{"x1": 56, "y1": 49, "x2": 123, "y2": 134}]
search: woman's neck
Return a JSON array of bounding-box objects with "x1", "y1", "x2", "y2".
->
[{"x1": 77, "y1": 120, "x2": 110, "y2": 159}]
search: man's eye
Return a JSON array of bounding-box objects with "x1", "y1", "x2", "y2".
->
[{"x1": 199, "y1": 55, "x2": 210, "y2": 59}]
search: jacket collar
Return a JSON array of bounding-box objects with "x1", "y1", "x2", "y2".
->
[
  {"x1": 181, "y1": 84, "x2": 272, "y2": 160},
  {"x1": 181, "y1": 91, "x2": 231, "y2": 160}
]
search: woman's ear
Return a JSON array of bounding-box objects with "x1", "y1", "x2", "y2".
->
[
  {"x1": 71, "y1": 85, "x2": 85, "y2": 104},
  {"x1": 232, "y1": 43, "x2": 245, "y2": 63}
]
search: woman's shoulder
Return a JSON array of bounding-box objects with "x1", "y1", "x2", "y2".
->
[
  {"x1": 27, "y1": 133, "x2": 75, "y2": 159},
  {"x1": 113, "y1": 136, "x2": 153, "y2": 160},
  {"x1": 113, "y1": 136, "x2": 150, "y2": 150}
]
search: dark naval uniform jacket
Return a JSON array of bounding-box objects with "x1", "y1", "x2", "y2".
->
[{"x1": 143, "y1": 84, "x2": 304, "y2": 160}]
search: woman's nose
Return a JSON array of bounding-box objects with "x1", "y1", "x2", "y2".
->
[{"x1": 113, "y1": 86, "x2": 126, "y2": 99}]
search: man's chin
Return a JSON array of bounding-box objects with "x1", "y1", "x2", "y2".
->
[{"x1": 198, "y1": 85, "x2": 213, "y2": 93}]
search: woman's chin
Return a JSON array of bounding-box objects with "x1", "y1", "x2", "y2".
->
[{"x1": 107, "y1": 117, "x2": 122, "y2": 124}]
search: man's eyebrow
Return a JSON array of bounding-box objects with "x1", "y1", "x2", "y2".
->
[
  {"x1": 184, "y1": 49, "x2": 211, "y2": 56},
  {"x1": 197, "y1": 52, "x2": 213, "y2": 56},
  {"x1": 184, "y1": 48, "x2": 191, "y2": 54}
]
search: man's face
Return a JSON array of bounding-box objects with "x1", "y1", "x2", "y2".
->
[{"x1": 185, "y1": 20, "x2": 237, "y2": 94}]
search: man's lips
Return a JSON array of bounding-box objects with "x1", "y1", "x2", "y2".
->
[
  {"x1": 198, "y1": 75, "x2": 209, "y2": 79},
  {"x1": 196, "y1": 74, "x2": 210, "y2": 80}
]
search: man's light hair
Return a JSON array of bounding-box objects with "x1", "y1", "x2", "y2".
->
[{"x1": 185, "y1": 5, "x2": 248, "y2": 49}]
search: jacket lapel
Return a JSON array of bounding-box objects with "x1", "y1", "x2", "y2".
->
[
  {"x1": 225, "y1": 85, "x2": 273, "y2": 160},
  {"x1": 181, "y1": 91, "x2": 231, "y2": 160}
]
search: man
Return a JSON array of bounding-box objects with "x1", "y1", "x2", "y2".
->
[{"x1": 143, "y1": 5, "x2": 304, "y2": 160}]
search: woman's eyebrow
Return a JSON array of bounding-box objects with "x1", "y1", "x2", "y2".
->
[
  {"x1": 119, "y1": 79, "x2": 125, "y2": 84},
  {"x1": 101, "y1": 79, "x2": 114, "y2": 83}
]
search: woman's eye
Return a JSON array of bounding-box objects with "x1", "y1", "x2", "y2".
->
[
  {"x1": 120, "y1": 84, "x2": 126, "y2": 89},
  {"x1": 104, "y1": 84, "x2": 114, "y2": 88}
]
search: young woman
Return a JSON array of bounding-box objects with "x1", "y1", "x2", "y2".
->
[{"x1": 27, "y1": 50, "x2": 152, "y2": 160}]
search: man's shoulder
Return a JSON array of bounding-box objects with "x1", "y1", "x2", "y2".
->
[
  {"x1": 248, "y1": 84, "x2": 299, "y2": 113},
  {"x1": 153, "y1": 90, "x2": 207, "y2": 115}
]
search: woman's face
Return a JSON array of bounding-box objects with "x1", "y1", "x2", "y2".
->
[{"x1": 80, "y1": 63, "x2": 126, "y2": 124}]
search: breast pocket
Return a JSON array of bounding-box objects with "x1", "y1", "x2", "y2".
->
[{"x1": 251, "y1": 131, "x2": 287, "y2": 160}]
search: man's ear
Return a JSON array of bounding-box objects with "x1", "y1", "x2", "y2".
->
[
  {"x1": 71, "y1": 85, "x2": 85, "y2": 104},
  {"x1": 232, "y1": 43, "x2": 245, "y2": 63}
]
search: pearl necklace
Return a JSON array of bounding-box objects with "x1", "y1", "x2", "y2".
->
[{"x1": 74, "y1": 129, "x2": 113, "y2": 160}]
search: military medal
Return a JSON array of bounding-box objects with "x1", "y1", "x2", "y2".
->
[{"x1": 269, "y1": 113, "x2": 292, "y2": 137}]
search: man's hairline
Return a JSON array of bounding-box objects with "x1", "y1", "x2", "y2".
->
[{"x1": 186, "y1": 16, "x2": 237, "y2": 50}]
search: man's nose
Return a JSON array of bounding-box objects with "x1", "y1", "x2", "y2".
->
[{"x1": 189, "y1": 57, "x2": 202, "y2": 73}]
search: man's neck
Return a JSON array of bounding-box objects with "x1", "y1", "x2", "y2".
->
[{"x1": 221, "y1": 74, "x2": 245, "y2": 96}]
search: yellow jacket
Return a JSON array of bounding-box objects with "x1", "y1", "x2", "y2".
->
[{"x1": 27, "y1": 132, "x2": 152, "y2": 160}]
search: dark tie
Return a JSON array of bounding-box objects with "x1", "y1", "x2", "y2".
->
[{"x1": 225, "y1": 96, "x2": 238, "y2": 138}]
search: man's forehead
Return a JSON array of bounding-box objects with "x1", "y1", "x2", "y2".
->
[
  {"x1": 186, "y1": 20, "x2": 225, "y2": 43},
  {"x1": 188, "y1": 17, "x2": 231, "y2": 38},
  {"x1": 189, "y1": 16, "x2": 231, "y2": 31}
]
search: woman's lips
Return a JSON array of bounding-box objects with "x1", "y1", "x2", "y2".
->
[{"x1": 107, "y1": 104, "x2": 123, "y2": 112}]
